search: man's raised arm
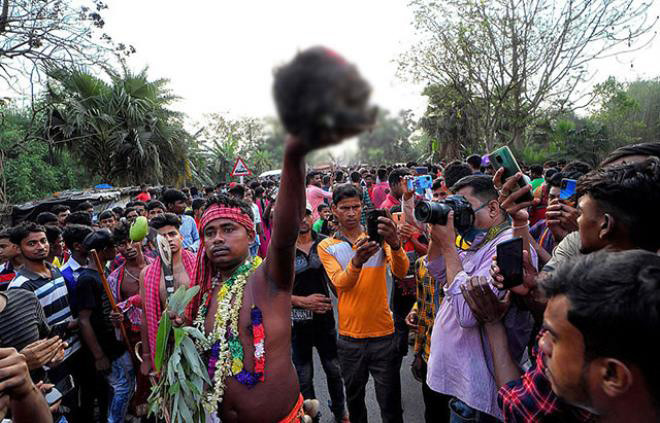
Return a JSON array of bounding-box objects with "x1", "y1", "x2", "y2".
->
[
  {"x1": 265, "y1": 137, "x2": 307, "y2": 292},
  {"x1": 262, "y1": 46, "x2": 377, "y2": 293}
]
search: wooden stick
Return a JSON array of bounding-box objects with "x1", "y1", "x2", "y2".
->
[{"x1": 89, "y1": 249, "x2": 132, "y2": 354}]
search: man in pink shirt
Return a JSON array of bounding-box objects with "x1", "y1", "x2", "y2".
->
[
  {"x1": 306, "y1": 171, "x2": 333, "y2": 220},
  {"x1": 371, "y1": 168, "x2": 390, "y2": 208},
  {"x1": 380, "y1": 168, "x2": 409, "y2": 211}
]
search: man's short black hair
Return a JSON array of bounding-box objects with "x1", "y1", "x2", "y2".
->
[
  {"x1": 322, "y1": 175, "x2": 331, "y2": 185},
  {"x1": 192, "y1": 198, "x2": 205, "y2": 212},
  {"x1": 123, "y1": 207, "x2": 137, "y2": 217},
  {"x1": 444, "y1": 161, "x2": 474, "y2": 188},
  {"x1": 112, "y1": 206, "x2": 124, "y2": 217},
  {"x1": 466, "y1": 154, "x2": 482, "y2": 169},
  {"x1": 600, "y1": 142, "x2": 660, "y2": 167},
  {"x1": 542, "y1": 250, "x2": 660, "y2": 401},
  {"x1": 150, "y1": 213, "x2": 182, "y2": 230},
  {"x1": 98, "y1": 210, "x2": 115, "y2": 221},
  {"x1": 112, "y1": 222, "x2": 131, "y2": 245},
  {"x1": 432, "y1": 178, "x2": 444, "y2": 191},
  {"x1": 377, "y1": 168, "x2": 388, "y2": 181},
  {"x1": 317, "y1": 203, "x2": 329, "y2": 213},
  {"x1": 36, "y1": 212, "x2": 58, "y2": 226},
  {"x1": 133, "y1": 201, "x2": 146, "y2": 208},
  {"x1": 51, "y1": 205, "x2": 70, "y2": 215},
  {"x1": 577, "y1": 157, "x2": 660, "y2": 251},
  {"x1": 204, "y1": 195, "x2": 254, "y2": 221},
  {"x1": 76, "y1": 201, "x2": 94, "y2": 212},
  {"x1": 544, "y1": 168, "x2": 559, "y2": 181},
  {"x1": 161, "y1": 189, "x2": 187, "y2": 207},
  {"x1": 45, "y1": 225, "x2": 62, "y2": 244},
  {"x1": 62, "y1": 224, "x2": 94, "y2": 250},
  {"x1": 530, "y1": 165, "x2": 543, "y2": 176},
  {"x1": 204, "y1": 186, "x2": 215, "y2": 195},
  {"x1": 388, "y1": 168, "x2": 410, "y2": 186},
  {"x1": 9, "y1": 222, "x2": 46, "y2": 245},
  {"x1": 305, "y1": 171, "x2": 320, "y2": 186},
  {"x1": 547, "y1": 172, "x2": 564, "y2": 188},
  {"x1": 451, "y1": 174, "x2": 498, "y2": 203},
  {"x1": 146, "y1": 200, "x2": 166, "y2": 212},
  {"x1": 228, "y1": 184, "x2": 247, "y2": 199},
  {"x1": 544, "y1": 160, "x2": 558, "y2": 168},
  {"x1": 66, "y1": 211, "x2": 93, "y2": 226},
  {"x1": 0, "y1": 228, "x2": 11, "y2": 240},
  {"x1": 562, "y1": 160, "x2": 592, "y2": 176},
  {"x1": 332, "y1": 183, "x2": 362, "y2": 205},
  {"x1": 350, "y1": 171, "x2": 361, "y2": 184}
]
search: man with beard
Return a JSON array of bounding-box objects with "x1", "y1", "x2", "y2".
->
[{"x1": 138, "y1": 213, "x2": 196, "y2": 376}]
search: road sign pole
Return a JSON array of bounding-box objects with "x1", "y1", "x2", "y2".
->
[{"x1": 240, "y1": 175, "x2": 244, "y2": 184}]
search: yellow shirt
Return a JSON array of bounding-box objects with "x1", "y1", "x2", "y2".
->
[{"x1": 318, "y1": 234, "x2": 409, "y2": 339}]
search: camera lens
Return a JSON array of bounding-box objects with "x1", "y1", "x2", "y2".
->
[{"x1": 414, "y1": 201, "x2": 450, "y2": 225}]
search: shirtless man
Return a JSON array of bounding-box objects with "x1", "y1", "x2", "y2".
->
[
  {"x1": 138, "y1": 212, "x2": 196, "y2": 375},
  {"x1": 192, "y1": 133, "x2": 345, "y2": 422}
]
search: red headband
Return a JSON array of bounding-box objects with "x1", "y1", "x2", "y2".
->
[
  {"x1": 193, "y1": 204, "x2": 256, "y2": 297},
  {"x1": 199, "y1": 204, "x2": 255, "y2": 238}
]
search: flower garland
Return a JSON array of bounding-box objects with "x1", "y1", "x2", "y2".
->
[{"x1": 193, "y1": 256, "x2": 264, "y2": 414}]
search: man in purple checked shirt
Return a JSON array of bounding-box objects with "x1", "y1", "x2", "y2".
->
[{"x1": 425, "y1": 175, "x2": 535, "y2": 422}]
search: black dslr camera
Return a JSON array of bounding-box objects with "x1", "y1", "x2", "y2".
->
[{"x1": 414, "y1": 195, "x2": 475, "y2": 234}]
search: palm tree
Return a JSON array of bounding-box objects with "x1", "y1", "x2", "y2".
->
[{"x1": 45, "y1": 65, "x2": 195, "y2": 186}]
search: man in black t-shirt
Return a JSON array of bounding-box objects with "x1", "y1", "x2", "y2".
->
[
  {"x1": 291, "y1": 204, "x2": 348, "y2": 423},
  {"x1": 77, "y1": 229, "x2": 135, "y2": 423}
]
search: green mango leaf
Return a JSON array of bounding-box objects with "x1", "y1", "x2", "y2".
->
[
  {"x1": 167, "y1": 286, "x2": 185, "y2": 312},
  {"x1": 182, "y1": 325, "x2": 206, "y2": 341},
  {"x1": 173, "y1": 327, "x2": 185, "y2": 348},
  {"x1": 154, "y1": 312, "x2": 172, "y2": 373},
  {"x1": 180, "y1": 337, "x2": 206, "y2": 381},
  {"x1": 168, "y1": 381, "x2": 180, "y2": 396},
  {"x1": 180, "y1": 285, "x2": 200, "y2": 309},
  {"x1": 178, "y1": 392, "x2": 194, "y2": 423}
]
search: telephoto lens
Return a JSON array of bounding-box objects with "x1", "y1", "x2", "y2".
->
[{"x1": 414, "y1": 195, "x2": 475, "y2": 234}]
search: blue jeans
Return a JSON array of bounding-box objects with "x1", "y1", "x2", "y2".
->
[
  {"x1": 449, "y1": 398, "x2": 500, "y2": 423},
  {"x1": 106, "y1": 351, "x2": 135, "y2": 423}
]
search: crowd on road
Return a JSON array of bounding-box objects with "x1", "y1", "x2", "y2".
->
[{"x1": 1, "y1": 46, "x2": 660, "y2": 423}]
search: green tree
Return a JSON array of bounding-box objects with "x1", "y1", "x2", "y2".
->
[
  {"x1": 45, "y1": 65, "x2": 194, "y2": 185},
  {"x1": 400, "y1": 0, "x2": 656, "y2": 150},
  {"x1": 358, "y1": 110, "x2": 418, "y2": 165}
]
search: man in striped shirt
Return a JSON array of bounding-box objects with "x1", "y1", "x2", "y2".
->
[{"x1": 8, "y1": 222, "x2": 82, "y2": 420}]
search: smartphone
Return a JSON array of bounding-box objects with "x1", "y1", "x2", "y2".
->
[
  {"x1": 366, "y1": 209, "x2": 386, "y2": 245},
  {"x1": 49, "y1": 321, "x2": 71, "y2": 339},
  {"x1": 488, "y1": 146, "x2": 533, "y2": 203},
  {"x1": 407, "y1": 175, "x2": 433, "y2": 194},
  {"x1": 45, "y1": 375, "x2": 75, "y2": 405},
  {"x1": 560, "y1": 179, "x2": 577, "y2": 200},
  {"x1": 496, "y1": 237, "x2": 523, "y2": 289}
]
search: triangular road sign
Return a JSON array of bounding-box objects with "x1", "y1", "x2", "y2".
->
[{"x1": 231, "y1": 157, "x2": 252, "y2": 177}]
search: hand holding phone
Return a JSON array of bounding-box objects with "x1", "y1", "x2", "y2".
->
[
  {"x1": 488, "y1": 146, "x2": 533, "y2": 203},
  {"x1": 366, "y1": 209, "x2": 386, "y2": 244},
  {"x1": 496, "y1": 237, "x2": 524, "y2": 289},
  {"x1": 559, "y1": 179, "x2": 577, "y2": 200}
]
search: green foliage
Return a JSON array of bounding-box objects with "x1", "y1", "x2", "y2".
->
[
  {"x1": 45, "y1": 66, "x2": 195, "y2": 186},
  {"x1": 149, "y1": 285, "x2": 208, "y2": 423},
  {"x1": 358, "y1": 110, "x2": 419, "y2": 165},
  {"x1": 1, "y1": 108, "x2": 88, "y2": 204}
]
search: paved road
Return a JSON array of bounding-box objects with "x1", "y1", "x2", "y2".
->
[
  {"x1": 310, "y1": 348, "x2": 425, "y2": 422},
  {"x1": 305, "y1": 271, "x2": 426, "y2": 422}
]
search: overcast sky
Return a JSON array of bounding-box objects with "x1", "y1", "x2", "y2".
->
[{"x1": 102, "y1": 0, "x2": 660, "y2": 126}]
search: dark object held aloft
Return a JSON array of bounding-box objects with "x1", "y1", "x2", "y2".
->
[{"x1": 273, "y1": 46, "x2": 377, "y2": 145}]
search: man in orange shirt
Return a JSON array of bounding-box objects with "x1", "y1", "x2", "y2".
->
[{"x1": 318, "y1": 183, "x2": 409, "y2": 423}]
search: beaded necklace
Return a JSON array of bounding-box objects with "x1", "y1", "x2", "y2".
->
[{"x1": 193, "y1": 256, "x2": 265, "y2": 414}]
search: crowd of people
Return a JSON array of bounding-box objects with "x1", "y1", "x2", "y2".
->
[
  {"x1": 1, "y1": 45, "x2": 660, "y2": 423},
  {"x1": 0, "y1": 140, "x2": 658, "y2": 423}
]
